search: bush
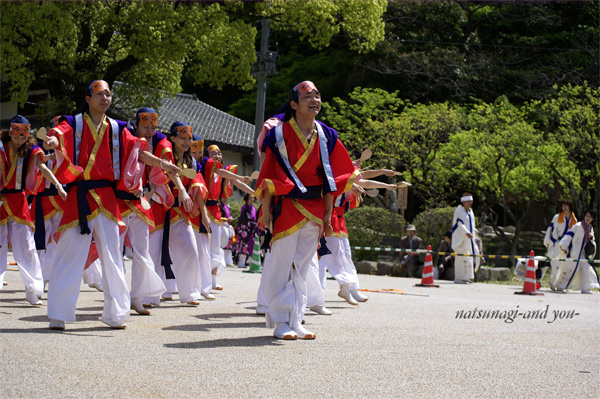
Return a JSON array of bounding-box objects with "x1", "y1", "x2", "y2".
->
[
  {"x1": 345, "y1": 205, "x2": 404, "y2": 248},
  {"x1": 412, "y1": 207, "x2": 456, "y2": 250},
  {"x1": 223, "y1": 198, "x2": 243, "y2": 226},
  {"x1": 345, "y1": 205, "x2": 404, "y2": 261}
]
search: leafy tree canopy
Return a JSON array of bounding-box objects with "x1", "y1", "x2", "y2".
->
[{"x1": 0, "y1": 0, "x2": 386, "y2": 117}]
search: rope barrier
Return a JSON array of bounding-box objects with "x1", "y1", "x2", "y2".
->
[{"x1": 349, "y1": 246, "x2": 600, "y2": 264}]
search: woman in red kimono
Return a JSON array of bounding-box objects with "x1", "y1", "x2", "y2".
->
[
  {"x1": 0, "y1": 115, "x2": 66, "y2": 305},
  {"x1": 145, "y1": 121, "x2": 208, "y2": 307}
]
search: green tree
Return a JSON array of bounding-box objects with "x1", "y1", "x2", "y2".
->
[
  {"x1": 525, "y1": 82, "x2": 600, "y2": 244},
  {"x1": 322, "y1": 87, "x2": 462, "y2": 211},
  {"x1": 439, "y1": 96, "x2": 576, "y2": 262},
  {"x1": 358, "y1": 0, "x2": 599, "y2": 104},
  {"x1": 261, "y1": 0, "x2": 386, "y2": 53},
  {"x1": 0, "y1": 0, "x2": 386, "y2": 117}
]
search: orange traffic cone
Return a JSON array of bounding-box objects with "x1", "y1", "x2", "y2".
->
[
  {"x1": 515, "y1": 250, "x2": 544, "y2": 296},
  {"x1": 415, "y1": 245, "x2": 439, "y2": 288}
]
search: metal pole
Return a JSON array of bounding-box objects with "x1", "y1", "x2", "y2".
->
[{"x1": 253, "y1": 18, "x2": 270, "y2": 172}]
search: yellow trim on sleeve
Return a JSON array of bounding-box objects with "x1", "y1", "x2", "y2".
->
[
  {"x1": 343, "y1": 168, "x2": 361, "y2": 194},
  {"x1": 160, "y1": 147, "x2": 172, "y2": 158},
  {"x1": 264, "y1": 179, "x2": 276, "y2": 195},
  {"x1": 254, "y1": 184, "x2": 263, "y2": 199}
]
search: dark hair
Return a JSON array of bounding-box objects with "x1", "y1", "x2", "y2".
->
[
  {"x1": 561, "y1": 199, "x2": 575, "y2": 212},
  {"x1": 168, "y1": 121, "x2": 194, "y2": 168},
  {"x1": 585, "y1": 210, "x2": 597, "y2": 220},
  {"x1": 0, "y1": 129, "x2": 36, "y2": 158},
  {"x1": 279, "y1": 82, "x2": 321, "y2": 122},
  {"x1": 444, "y1": 230, "x2": 452, "y2": 239}
]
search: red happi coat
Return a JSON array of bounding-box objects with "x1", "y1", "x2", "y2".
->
[
  {"x1": 116, "y1": 132, "x2": 174, "y2": 228},
  {"x1": 201, "y1": 157, "x2": 223, "y2": 225},
  {"x1": 48, "y1": 113, "x2": 146, "y2": 236},
  {"x1": 151, "y1": 156, "x2": 207, "y2": 232},
  {"x1": 188, "y1": 160, "x2": 209, "y2": 233},
  {"x1": 255, "y1": 117, "x2": 358, "y2": 243},
  {"x1": 331, "y1": 190, "x2": 361, "y2": 238},
  {"x1": 28, "y1": 153, "x2": 67, "y2": 226},
  {"x1": 0, "y1": 141, "x2": 44, "y2": 229}
]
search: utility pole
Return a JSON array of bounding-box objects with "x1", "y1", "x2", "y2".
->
[{"x1": 251, "y1": 18, "x2": 277, "y2": 171}]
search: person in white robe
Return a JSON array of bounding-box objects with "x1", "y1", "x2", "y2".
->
[
  {"x1": 451, "y1": 193, "x2": 479, "y2": 283},
  {"x1": 544, "y1": 200, "x2": 577, "y2": 290},
  {"x1": 557, "y1": 210, "x2": 599, "y2": 293}
]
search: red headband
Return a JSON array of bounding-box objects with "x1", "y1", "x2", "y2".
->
[{"x1": 294, "y1": 81, "x2": 318, "y2": 97}]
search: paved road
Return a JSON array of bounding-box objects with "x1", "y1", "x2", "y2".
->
[{"x1": 1, "y1": 255, "x2": 598, "y2": 399}]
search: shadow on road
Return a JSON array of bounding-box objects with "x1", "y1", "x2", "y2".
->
[
  {"x1": 164, "y1": 335, "x2": 283, "y2": 349},
  {"x1": 163, "y1": 321, "x2": 265, "y2": 332},
  {"x1": 196, "y1": 312, "x2": 258, "y2": 320}
]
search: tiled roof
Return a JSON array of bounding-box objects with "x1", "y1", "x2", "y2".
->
[
  {"x1": 112, "y1": 82, "x2": 254, "y2": 149},
  {"x1": 157, "y1": 93, "x2": 255, "y2": 149}
]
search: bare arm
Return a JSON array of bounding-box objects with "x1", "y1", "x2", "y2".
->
[
  {"x1": 36, "y1": 157, "x2": 67, "y2": 200},
  {"x1": 356, "y1": 178, "x2": 396, "y2": 190},
  {"x1": 231, "y1": 179, "x2": 255, "y2": 195},
  {"x1": 139, "y1": 151, "x2": 181, "y2": 175},
  {"x1": 216, "y1": 168, "x2": 251, "y2": 184},
  {"x1": 360, "y1": 169, "x2": 395, "y2": 179},
  {"x1": 168, "y1": 172, "x2": 193, "y2": 213},
  {"x1": 194, "y1": 190, "x2": 211, "y2": 232},
  {"x1": 261, "y1": 189, "x2": 273, "y2": 231}
]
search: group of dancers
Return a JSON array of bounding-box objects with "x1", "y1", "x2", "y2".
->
[{"x1": 0, "y1": 79, "x2": 404, "y2": 339}]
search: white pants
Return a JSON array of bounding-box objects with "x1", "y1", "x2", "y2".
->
[
  {"x1": 224, "y1": 249, "x2": 233, "y2": 266},
  {"x1": 195, "y1": 231, "x2": 215, "y2": 295},
  {"x1": 120, "y1": 213, "x2": 165, "y2": 299},
  {"x1": 319, "y1": 235, "x2": 359, "y2": 289},
  {"x1": 306, "y1": 252, "x2": 324, "y2": 307},
  {"x1": 37, "y1": 212, "x2": 62, "y2": 282},
  {"x1": 454, "y1": 255, "x2": 475, "y2": 281},
  {"x1": 256, "y1": 252, "x2": 270, "y2": 307},
  {"x1": 263, "y1": 221, "x2": 320, "y2": 328},
  {"x1": 82, "y1": 259, "x2": 103, "y2": 287},
  {"x1": 0, "y1": 220, "x2": 44, "y2": 296},
  {"x1": 47, "y1": 214, "x2": 130, "y2": 323},
  {"x1": 209, "y1": 221, "x2": 226, "y2": 275},
  {"x1": 147, "y1": 219, "x2": 202, "y2": 304}
]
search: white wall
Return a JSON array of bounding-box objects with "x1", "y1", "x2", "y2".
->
[{"x1": 221, "y1": 149, "x2": 254, "y2": 200}]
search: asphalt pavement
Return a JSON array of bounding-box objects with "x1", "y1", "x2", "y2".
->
[{"x1": 1, "y1": 253, "x2": 598, "y2": 399}]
